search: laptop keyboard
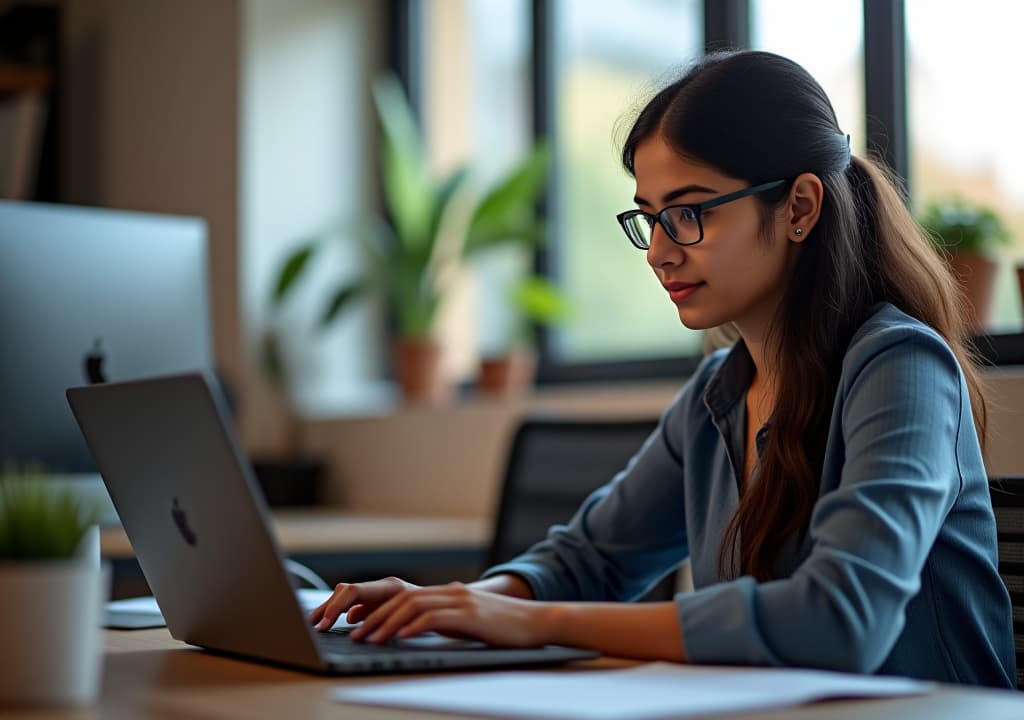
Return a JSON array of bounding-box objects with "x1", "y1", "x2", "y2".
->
[
  {"x1": 316, "y1": 628, "x2": 408, "y2": 655},
  {"x1": 315, "y1": 627, "x2": 490, "y2": 656}
]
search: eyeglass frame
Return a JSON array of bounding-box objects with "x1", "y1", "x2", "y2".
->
[{"x1": 616, "y1": 178, "x2": 789, "y2": 250}]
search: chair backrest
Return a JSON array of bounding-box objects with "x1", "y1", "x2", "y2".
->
[
  {"x1": 990, "y1": 476, "x2": 1024, "y2": 690},
  {"x1": 486, "y1": 417, "x2": 676, "y2": 601}
]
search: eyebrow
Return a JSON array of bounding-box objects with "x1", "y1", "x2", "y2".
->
[{"x1": 633, "y1": 184, "x2": 718, "y2": 207}]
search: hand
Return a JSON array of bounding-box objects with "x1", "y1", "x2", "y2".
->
[
  {"x1": 309, "y1": 576, "x2": 419, "y2": 632},
  {"x1": 347, "y1": 581, "x2": 552, "y2": 647}
]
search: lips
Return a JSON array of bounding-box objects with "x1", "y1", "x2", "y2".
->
[{"x1": 663, "y1": 281, "x2": 705, "y2": 303}]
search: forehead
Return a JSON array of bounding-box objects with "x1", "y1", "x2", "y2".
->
[{"x1": 632, "y1": 135, "x2": 734, "y2": 199}]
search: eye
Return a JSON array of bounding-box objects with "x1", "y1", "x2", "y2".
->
[{"x1": 671, "y1": 206, "x2": 698, "y2": 223}]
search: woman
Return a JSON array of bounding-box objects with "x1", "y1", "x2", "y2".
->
[{"x1": 311, "y1": 51, "x2": 1016, "y2": 687}]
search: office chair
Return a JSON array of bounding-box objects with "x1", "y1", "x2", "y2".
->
[
  {"x1": 485, "y1": 417, "x2": 677, "y2": 602},
  {"x1": 990, "y1": 476, "x2": 1024, "y2": 690}
]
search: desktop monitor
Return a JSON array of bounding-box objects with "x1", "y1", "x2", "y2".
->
[{"x1": 0, "y1": 200, "x2": 213, "y2": 472}]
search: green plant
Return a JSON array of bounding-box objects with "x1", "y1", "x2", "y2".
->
[
  {"x1": 919, "y1": 198, "x2": 1011, "y2": 257},
  {"x1": 0, "y1": 463, "x2": 102, "y2": 560},
  {"x1": 268, "y1": 73, "x2": 549, "y2": 368},
  {"x1": 504, "y1": 275, "x2": 571, "y2": 350}
]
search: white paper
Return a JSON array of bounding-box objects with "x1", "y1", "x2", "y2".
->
[
  {"x1": 334, "y1": 662, "x2": 933, "y2": 720},
  {"x1": 106, "y1": 596, "x2": 162, "y2": 614}
]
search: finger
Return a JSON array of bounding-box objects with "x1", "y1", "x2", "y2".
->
[
  {"x1": 350, "y1": 584, "x2": 445, "y2": 641},
  {"x1": 348, "y1": 587, "x2": 414, "y2": 640},
  {"x1": 395, "y1": 609, "x2": 468, "y2": 641},
  {"x1": 358, "y1": 595, "x2": 455, "y2": 644},
  {"x1": 345, "y1": 603, "x2": 371, "y2": 624},
  {"x1": 313, "y1": 584, "x2": 360, "y2": 631},
  {"x1": 313, "y1": 577, "x2": 410, "y2": 631}
]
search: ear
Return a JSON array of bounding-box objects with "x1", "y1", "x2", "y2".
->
[{"x1": 786, "y1": 172, "x2": 824, "y2": 243}]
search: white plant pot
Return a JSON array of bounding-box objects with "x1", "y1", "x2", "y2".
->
[{"x1": 0, "y1": 529, "x2": 110, "y2": 706}]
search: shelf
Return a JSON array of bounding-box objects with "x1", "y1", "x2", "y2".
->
[{"x1": 0, "y1": 63, "x2": 51, "y2": 96}]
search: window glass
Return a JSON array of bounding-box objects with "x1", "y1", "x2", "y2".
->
[
  {"x1": 751, "y1": 0, "x2": 866, "y2": 156},
  {"x1": 551, "y1": 0, "x2": 704, "y2": 363},
  {"x1": 906, "y1": 0, "x2": 1024, "y2": 333}
]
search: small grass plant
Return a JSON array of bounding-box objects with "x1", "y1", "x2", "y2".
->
[{"x1": 0, "y1": 463, "x2": 102, "y2": 560}]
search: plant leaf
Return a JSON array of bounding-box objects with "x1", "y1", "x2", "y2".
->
[
  {"x1": 465, "y1": 143, "x2": 550, "y2": 255},
  {"x1": 319, "y1": 282, "x2": 367, "y2": 329},
  {"x1": 513, "y1": 275, "x2": 571, "y2": 326},
  {"x1": 272, "y1": 244, "x2": 317, "y2": 305},
  {"x1": 371, "y1": 74, "x2": 434, "y2": 257}
]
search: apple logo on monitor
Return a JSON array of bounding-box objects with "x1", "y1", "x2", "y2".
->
[
  {"x1": 171, "y1": 497, "x2": 197, "y2": 546},
  {"x1": 84, "y1": 338, "x2": 107, "y2": 384}
]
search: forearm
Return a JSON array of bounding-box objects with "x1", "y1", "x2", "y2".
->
[
  {"x1": 540, "y1": 601, "x2": 686, "y2": 662},
  {"x1": 469, "y1": 573, "x2": 534, "y2": 599}
]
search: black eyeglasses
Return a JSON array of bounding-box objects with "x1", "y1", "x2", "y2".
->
[{"x1": 616, "y1": 179, "x2": 788, "y2": 250}]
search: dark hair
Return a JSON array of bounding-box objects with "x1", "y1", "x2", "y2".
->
[{"x1": 622, "y1": 51, "x2": 987, "y2": 582}]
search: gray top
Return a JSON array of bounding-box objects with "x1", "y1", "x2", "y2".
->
[{"x1": 483, "y1": 303, "x2": 1016, "y2": 687}]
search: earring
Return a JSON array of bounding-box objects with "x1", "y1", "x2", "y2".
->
[{"x1": 794, "y1": 228, "x2": 804, "y2": 237}]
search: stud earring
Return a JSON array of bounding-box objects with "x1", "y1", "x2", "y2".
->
[{"x1": 794, "y1": 228, "x2": 804, "y2": 237}]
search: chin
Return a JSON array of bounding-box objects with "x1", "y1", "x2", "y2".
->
[{"x1": 676, "y1": 308, "x2": 718, "y2": 331}]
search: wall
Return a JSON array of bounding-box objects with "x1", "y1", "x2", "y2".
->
[
  {"x1": 62, "y1": 0, "x2": 243, "y2": 390},
  {"x1": 61, "y1": 0, "x2": 386, "y2": 455}
]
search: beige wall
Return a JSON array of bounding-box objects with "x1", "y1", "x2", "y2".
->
[{"x1": 63, "y1": 0, "x2": 243, "y2": 388}]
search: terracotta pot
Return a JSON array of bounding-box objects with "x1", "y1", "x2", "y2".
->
[
  {"x1": 392, "y1": 338, "x2": 452, "y2": 405},
  {"x1": 947, "y1": 251, "x2": 998, "y2": 334},
  {"x1": 479, "y1": 350, "x2": 538, "y2": 397}
]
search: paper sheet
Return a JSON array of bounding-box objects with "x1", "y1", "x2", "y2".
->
[{"x1": 334, "y1": 662, "x2": 932, "y2": 720}]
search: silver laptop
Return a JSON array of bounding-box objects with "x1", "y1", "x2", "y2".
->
[{"x1": 66, "y1": 372, "x2": 597, "y2": 674}]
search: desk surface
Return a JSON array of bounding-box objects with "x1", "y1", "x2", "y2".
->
[
  {"x1": 100, "y1": 510, "x2": 491, "y2": 558},
  {"x1": 8, "y1": 629, "x2": 1023, "y2": 720}
]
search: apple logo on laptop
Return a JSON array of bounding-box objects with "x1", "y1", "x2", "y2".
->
[
  {"x1": 171, "y1": 497, "x2": 197, "y2": 546},
  {"x1": 84, "y1": 338, "x2": 107, "y2": 384}
]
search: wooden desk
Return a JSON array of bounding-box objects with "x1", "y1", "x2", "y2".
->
[
  {"x1": 101, "y1": 511, "x2": 492, "y2": 597},
  {"x1": 7, "y1": 629, "x2": 1024, "y2": 719}
]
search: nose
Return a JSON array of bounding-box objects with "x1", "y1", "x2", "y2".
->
[{"x1": 646, "y1": 223, "x2": 685, "y2": 271}]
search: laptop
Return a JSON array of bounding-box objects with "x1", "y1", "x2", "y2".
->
[{"x1": 66, "y1": 372, "x2": 598, "y2": 674}]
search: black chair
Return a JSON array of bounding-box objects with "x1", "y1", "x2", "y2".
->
[
  {"x1": 990, "y1": 476, "x2": 1024, "y2": 690},
  {"x1": 485, "y1": 417, "x2": 677, "y2": 602}
]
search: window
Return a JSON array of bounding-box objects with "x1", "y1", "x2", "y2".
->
[
  {"x1": 420, "y1": 0, "x2": 532, "y2": 375},
  {"x1": 751, "y1": 0, "x2": 866, "y2": 156},
  {"x1": 547, "y1": 0, "x2": 705, "y2": 365},
  {"x1": 906, "y1": 0, "x2": 1024, "y2": 333}
]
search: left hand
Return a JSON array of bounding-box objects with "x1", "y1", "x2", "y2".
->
[{"x1": 349, "y1": 581, "x2": 553, "y2": 647}]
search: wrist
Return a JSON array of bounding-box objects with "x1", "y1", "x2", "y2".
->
[{"x1": 535, "y1": 601, "x2": 572, "y2": 647}]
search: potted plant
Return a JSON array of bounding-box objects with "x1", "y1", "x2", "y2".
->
[
  {"x1": 919, "y1": 198, "x2": 1011, "y2": 333},
  {"x1": 270, "y1": 73, "x2": 549, "y2": 405},
  {"x1": 0, "y1": 463, "x2": 107, "y2": 706},
  {"x1": 478, "y1": 275, "x2": 571, "y2": 396}
]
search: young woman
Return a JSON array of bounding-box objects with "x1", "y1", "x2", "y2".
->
[{"x1": 310, "y1": 51, "x2": 1016, "y2": 688}]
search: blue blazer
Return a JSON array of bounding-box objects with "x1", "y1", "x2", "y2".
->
[{"x1": 483, "y1": 303, "x2": 1016, "y2": 687}]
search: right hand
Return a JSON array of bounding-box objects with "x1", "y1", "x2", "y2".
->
[{"x1": 309, "y1": 576, "x2": 419, "y2": 632}]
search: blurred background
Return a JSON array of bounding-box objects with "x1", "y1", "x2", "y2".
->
[{"x1": 3, "y1": 0, "x2": 1023, "y2": 499}]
